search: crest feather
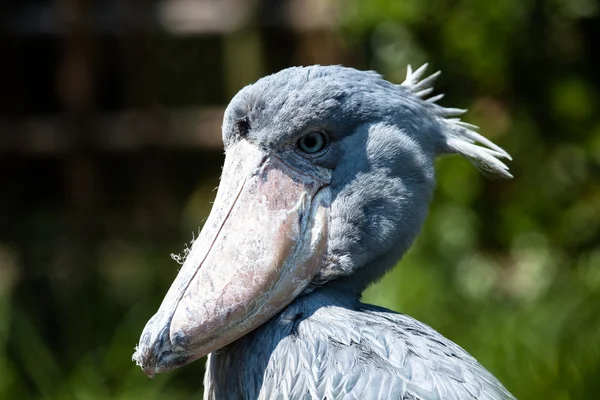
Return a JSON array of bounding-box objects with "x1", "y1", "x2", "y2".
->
[{"x1": 400, "y1": 64, "x2": 512, "y2": 179}]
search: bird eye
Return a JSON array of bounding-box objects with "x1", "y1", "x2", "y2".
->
[{"x1": 297, "y1": 131, "x2": 328, "y2": 154}]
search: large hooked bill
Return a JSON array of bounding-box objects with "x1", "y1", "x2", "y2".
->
[{"x1": 133, "y1": 140, "x2": 330, "y2": 376}]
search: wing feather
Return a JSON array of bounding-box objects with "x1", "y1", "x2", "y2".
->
[
  {"x1": 206, "y1": 299, "x2": 515, "y2": 400},
  {"x1": 254, "y1": 304, "x2": 514, "y2": 400}
]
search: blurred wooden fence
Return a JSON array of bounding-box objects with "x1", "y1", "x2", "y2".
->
[
  {"x1": 1, "y1": 0, "x2": 351, "y2": 154},
  {"x1": 0, "y1": 0, "x2": 355, "y2": 235}
]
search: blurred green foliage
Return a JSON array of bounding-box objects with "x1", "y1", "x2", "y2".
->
[
  {"x1": 342, "y1": 0, "x2": 600, "y2": 398},
  {"x1": 1, "y1": 0, "x2": 599, "y2": 399}
]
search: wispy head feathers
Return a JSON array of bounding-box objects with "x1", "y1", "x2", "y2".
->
[{"x1": 400, "y1": 64, "x2": 513, "y2": 179}]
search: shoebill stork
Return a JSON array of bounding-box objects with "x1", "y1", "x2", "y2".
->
[{"x1": 133, "y1": 64, "x2": 515, "y2": 399}]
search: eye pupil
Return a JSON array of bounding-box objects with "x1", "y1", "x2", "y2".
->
[
  {"x1": 304, "y1": 136, "x2": 317, "y2": 148},
  {"x1": 298, "y1": 132, "x2": 327, "y2": 154}
]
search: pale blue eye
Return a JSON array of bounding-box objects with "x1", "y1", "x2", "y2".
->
[{"x1": 298, "y1": 132, "x2": 327, "y2": 154}]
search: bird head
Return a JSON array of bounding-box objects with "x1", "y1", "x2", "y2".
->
[{"x1": 133, "y1": 65, "x2": 511, "y2": 376}]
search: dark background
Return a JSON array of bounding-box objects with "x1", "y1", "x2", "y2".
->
[{"x1": 1, "y1": 0, "x2": 599, "y2": 399}]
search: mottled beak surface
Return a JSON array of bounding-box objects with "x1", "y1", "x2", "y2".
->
[{"x1": 133, "y1": 140, "x2": 330, "y2": 376}]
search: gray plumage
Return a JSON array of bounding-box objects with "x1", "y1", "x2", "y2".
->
[
  {"x1": 135, "y1": 64, "x2": 515, "y2": 399},
  {"x1": 213, "y1": 65, "x2": 513, "y2": 399},
  {"x1": 221, "y1": 64, "x2": 511, "y2": 296},
  {"x1": 205, "y1": 289, "x2": 513, "y2": 400}
]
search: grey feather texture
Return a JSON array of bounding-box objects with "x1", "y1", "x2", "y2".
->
[
  {"x1": 205, "y1": 290, "x2": 514, "y2": 400},
  {"x1": 198, "y1": 64, "x2": 514, "y2": 399}
]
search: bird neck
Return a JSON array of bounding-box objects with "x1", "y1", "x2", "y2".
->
[{"x1": 318, "y1": 230, "x2": 421, "y2": 296}]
